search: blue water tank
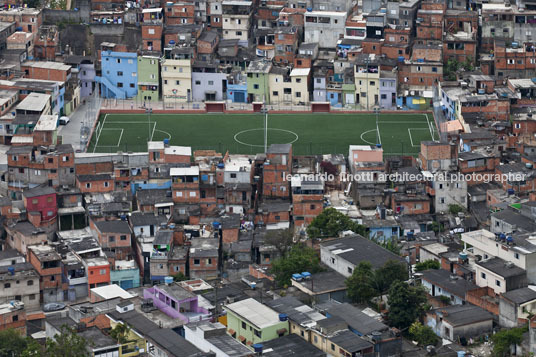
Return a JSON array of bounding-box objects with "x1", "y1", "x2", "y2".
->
[
  {"x1": 213, "y1": 222, "x2": 221, "y2": 229},
  {"x1": 376, "y1": 143, "x2": 382, "y2": 148},
  {"x1": 163, "y1": 138, "x2": 169, "y2": 145},
  {"x1": 507, "y1": 188, "x2": 515, "y2": 195},
  {"x1": 292, "y1": 273, "x2": 303, "y2": 281},
  {"x1": 457, "y1": 352, "x2": 465, "y2": 357},
  {"x1": 301, "y1": 272, "x2": 311, "y2": 279},
  {"x1": 169, "y1": 40, "x2": 176, "y2": 45},
  {"x1": 168, "y1": 223, "x2": 176, "y2": 229},
  {"x1": 459, "y1": 251, "x2": 468, "y2": 261},
  {"x1": 15, "y1": 27, "x2": 22, "y2": 31},
  {"x1": 253, "y1": 344, "x2": 263, "y2": 353},
  {"x1": 164, "y1": 276, "x2": 174, "y2": 284},
  {"x1": 417, "y1": 58, "x2": 424, "y2": 63},
  {"x1": 397, "y1": 56, "x2": 405, "y2": 62},
  {"x1": 279, "y1": 313, "x2": 288, "y2": 321},
  {"x1": 217, "y1": 163, "x2": 225, "y2": 169},
  {"x1": 507, "y1": 236, "x2": 514, "y2": 243},
  {"x1": 7, "y1": 267, "x2": 14, "y2": 275},
  {"x1": 500, "y1": 233, "x2": 506, "y2": 241}
]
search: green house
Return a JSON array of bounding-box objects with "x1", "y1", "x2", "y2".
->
[
  {"x1": 137, "y1": 55, "x2": 160, "y2": 103},
  {"x1": 246, "y1": 60, "x2": 272, "y2": 104},
  {"x1": 224, "y1": 298, "x2": 289, "y2": 348}
]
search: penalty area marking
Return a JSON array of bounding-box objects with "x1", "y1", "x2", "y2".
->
[
  {"x1": 234, "y1": 128, "x2": 299, "y2": 148},
  {"x1": 408, "y1": 128, "x2": 432, "y2": 147}
]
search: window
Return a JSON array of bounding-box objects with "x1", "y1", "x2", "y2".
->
[
  {"x1": 381, "y1": 94, "x2": 387, "y2": 100},
  {"x1": 481, "y1": 272, "x2": 486, "y2": 279},
  {"x1": 331, "y1": 343, "x2": 335, "y2": 351},
  {"x1": 370, "y1": 81, "x2": 375, "y2": 86},
  {"x1": 496, "y1": 280, "x2": 501, "y2": 287},
  {"x1": 208, "y1": 80, "x2": 214, "y2": 85},
  {"x1": 254, "y1": 329, "x2": 262, "y2": 338},
  {"x1": 296, "y1": 78, "x2": 301, "y2": 83},
  {"x1": 176, "y1": 192, "x2": 183, "y2": 197},
  {"x1": 117, "y1": 71, "x2": 123, "y2": 76},
  {"x1": 295, "y1": 92, "x2": 301, "y2": 98},
  {"x1": 148, "y1": 28, "x2": 155, "y2": 34},
  {"x1": 253, "y1": 84, "x2": 259, "y2": 89},
  {"x1": 120, "y1": 235, "x2": 127, "y2": 241},
  {"x1": 515, "y1": 252, "x2": 520, "y2": 259},
  {"x1": 272, "y1": 91, "x2": 279, "y2": 96},
  {"x1": 100, "y1": 269, "x2": 106, "y2": 275},
  {"x1": 242, "y1": 321, "x2": 246, "y2": 329},
  {"x1": 190, "y1": 191, "x2": 196, "y2": 197},
  {"x1": 176, "y1": 80, "x2": 180, "y2": 85},
  {"x1": 310, "y1": 204, "x2": 315, "y2": 210},
  {"x1": 109, "y1": 236, "x2": 115, "y2": 242},
  {"x1": 4, "y1": 283, "x2": 10, "y2": 288},
  {"x1": 195, "y1": 80, "x2": 201, "y2": 85},
  {"x1": 117, "y1": 82, "x2": 123, "y2": 88},
  {"x1": 62, "y1": 156, "x2": 69, "y2": 162},
  {"x1": 86, "y1": 183, "x2": 91, "y2": 189},
  {"x1": 348, "y1": 267, "x2": 353, "y2": 274},
  {"x1": 32, "y1": 198, "x2": 38, "y2": 205},
  {"x1": 194, "y1": 259, "x2": 200, "y2": 265},
  {"x1": 27, "y1": 280, "x2": 33, "y2": 286},
  {"x1": 104, "y1": 181, "x2": 109, "y2": 188}
]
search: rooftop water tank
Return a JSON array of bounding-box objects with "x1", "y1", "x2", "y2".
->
[
  {"x1": 279, "y1": 313, "x2": 288, "y2": 321},
  {"x1": 164, "y1": 276, "x2": 174, "y2": 285}
]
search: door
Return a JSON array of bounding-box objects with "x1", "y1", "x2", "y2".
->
[
  {"x1": 235, "y1": 92, "x2": 245, "y2": 103},
  {"x1": 120, "y1": 280, "x2": 133, "y2": 290}
]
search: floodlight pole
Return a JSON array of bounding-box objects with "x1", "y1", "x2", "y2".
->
[
  {"x1": 261, "y1": 104, "x2": 268, "y2": 153},
  {"x1": 374, "y1": 106, "x2": 381, "y2": 145},
  {"x1": 146, "y1": 107, "x2": 153, "y2": 143}
]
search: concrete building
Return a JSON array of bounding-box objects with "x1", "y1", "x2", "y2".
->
[
  {"x1": 475, "y1": 257, "x2": 527, "y2": 295},
  {"x1": 289, "y1": 67, "x2": 310, "y2": 105},
  {"x1": 137, "y1": 55, "x2": 160, "y2": 103},
  {"x1": 247, "y1": 59, "x2": 271, "y2": 103},
  {"x1": 304, "y1": 11, "x2": 347, "y2": 49},
  {"x1": 222, "y1": 0, "x2": 252, "y2": 44},
  {"x1": 192, "y1": 61, "x2": 227, "y2": 101},
  {"x1": 462, "y1": 229, "x2": 536, "y2": 284},
  {"x1": 499, "y1": 287, "x2": 536, "y2": 328},
  {"x1": 425, "y1": 304, "x2": 493, "y2": 342},
  {"x1": 224, "y1": 298, "x2": 289, "y2": 345},
  {"x1": 354, "y1": 55, "x2": 381, "y2": 110},
  {"x1": 320, "y1": 235, "x2": 406, "y2": 278},
  {"x1": 97, "y1": 50, "x2": 138, "y2": 99},
  {"x1": 0, "y1": 263, "x2": 40, "y2": 310},
  {"x1": 162, "y1": 59, "x2": 192, "y2": 103},
  {"x1": 184, "y1": 321, "x2": 252, "y2": 357},
  {"x1": 379, "y1": 72, "x2": 397, "y2": 110}
]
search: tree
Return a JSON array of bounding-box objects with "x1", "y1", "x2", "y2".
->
[
  {"x1": 448, "y1": 204, "x2": 464, "y2": 215},
  {"x1": 44, "y1": 325, "x2": 91, "y2": 357},
  {"x1": 387, "y1": 281, "x2": 427, "y2": 330},
  {"x1": 0, "y1": 329, "x2": 38, "y2": 356},
  {"x1": 409, "y1": 322, "x2": 438, "y2": 346},
  {"x1": 415, "y1": 260, "x2": 440, "y2": 272},
  {"x1": 491, "y1": 327, "x2": 526, "y2": 357},
  {"x1": 307, "y1": 208, "x2": 366, "y2": 239},
  {"x1": 373, "y1": 260, "x2": 408, "y2": 295},
  {"x1": 109, "y1": 323, "x2": 131, "y2": 344},
  {"x1": 265, "y1": 229, "x2": 295, "y2": 256},
  {"x1": 270, "y1": 245, "x2": 323, "y2": 286},
  {"x1": 171, "y1": 271, "x2": 188, "y2": 282},
  {"x1": 346, "y1": 262, "x2": 376, "y2": 303}
]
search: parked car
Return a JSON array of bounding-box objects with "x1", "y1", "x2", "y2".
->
[
  {"x1": 43, "y1": 302, "x2": 66, "y2": 312},
  {"x1": 59, "y1": 116, "x2": 70, "y2": 125}
]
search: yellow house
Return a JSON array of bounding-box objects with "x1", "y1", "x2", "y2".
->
[
  {"x1": 289, "y1": 67, "x2": 310, "y2": 105},
  {"x1": 354, "y1": 57, "x2": 380, "y2": 110},
  {"x1": 161, "y1": 59, "x2": 192, "y2": 103},
  {"x1": 268, "y1": 66, "x2": 290, "y2": 104},
  {"x1": 308, "y1": 319, "x2": 374, "y2": 357},
  {"x1": 106, "y1": 305, "x2": 151, "y2": 357}
]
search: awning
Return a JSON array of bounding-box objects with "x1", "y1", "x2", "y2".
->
[
  {"x1": 228, "y1": 329, "x2": 236, "y2": 335},
  {"x1": 238, "y1": 335, "x2": 246, "y2": 342},
  {"x1": 412, "y1": 98, "x2": 426, "y2": 105},
  {"x1": 276, "y1": 328, "x2": 288, "y2": 335},
  {"x1": 154, "y1": 202, "x2": 173, "y2": 208}
]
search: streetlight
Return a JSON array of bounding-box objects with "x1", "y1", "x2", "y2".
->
[
  {"x1": 373, "y1": 105, "x2": 381, "y2": 146},
  {"x1": 146, "y1": 107, "x2": 153, "y2": 143},
  {"x1": 260, "y1": 104, "x2": 268, "y2": 153}
]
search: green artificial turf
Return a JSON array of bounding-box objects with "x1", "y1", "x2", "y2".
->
[{"x1": 88, "y1": 112, "x2": 438, "y2": 156}]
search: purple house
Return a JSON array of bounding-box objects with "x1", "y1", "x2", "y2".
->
[{"x1": 144, "y1": 283, "x2": 210, "y2": 323}]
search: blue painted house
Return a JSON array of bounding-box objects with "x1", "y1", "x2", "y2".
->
[
  {"x1": 110, "y1": 260, "x2": 140, "y2": 290},
  {"x1": 363, "y1": 217, "x2": 401, "y2": 243},
  {"x1": 226, "y1": 72, "x2": 247, "y2": 103},
  {"x1": 96, "y1": 51, "x2": 138, "y2": 99}
]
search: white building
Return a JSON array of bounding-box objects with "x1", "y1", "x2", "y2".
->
[{"x1": 304, "y1": 11, "x2": 347, "y2": 49}]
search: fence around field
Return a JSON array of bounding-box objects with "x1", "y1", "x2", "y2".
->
[{"x1": 88, "y1": 140, "x2": 422, "y2": 156}]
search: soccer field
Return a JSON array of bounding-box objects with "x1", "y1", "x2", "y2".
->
[{"x1": 88, "y1": 112, "x2": 439, "y2": 156}]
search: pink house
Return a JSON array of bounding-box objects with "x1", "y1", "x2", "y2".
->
[{"x1": 143, "y1": 283, "x2": 210, "y2": 323}]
